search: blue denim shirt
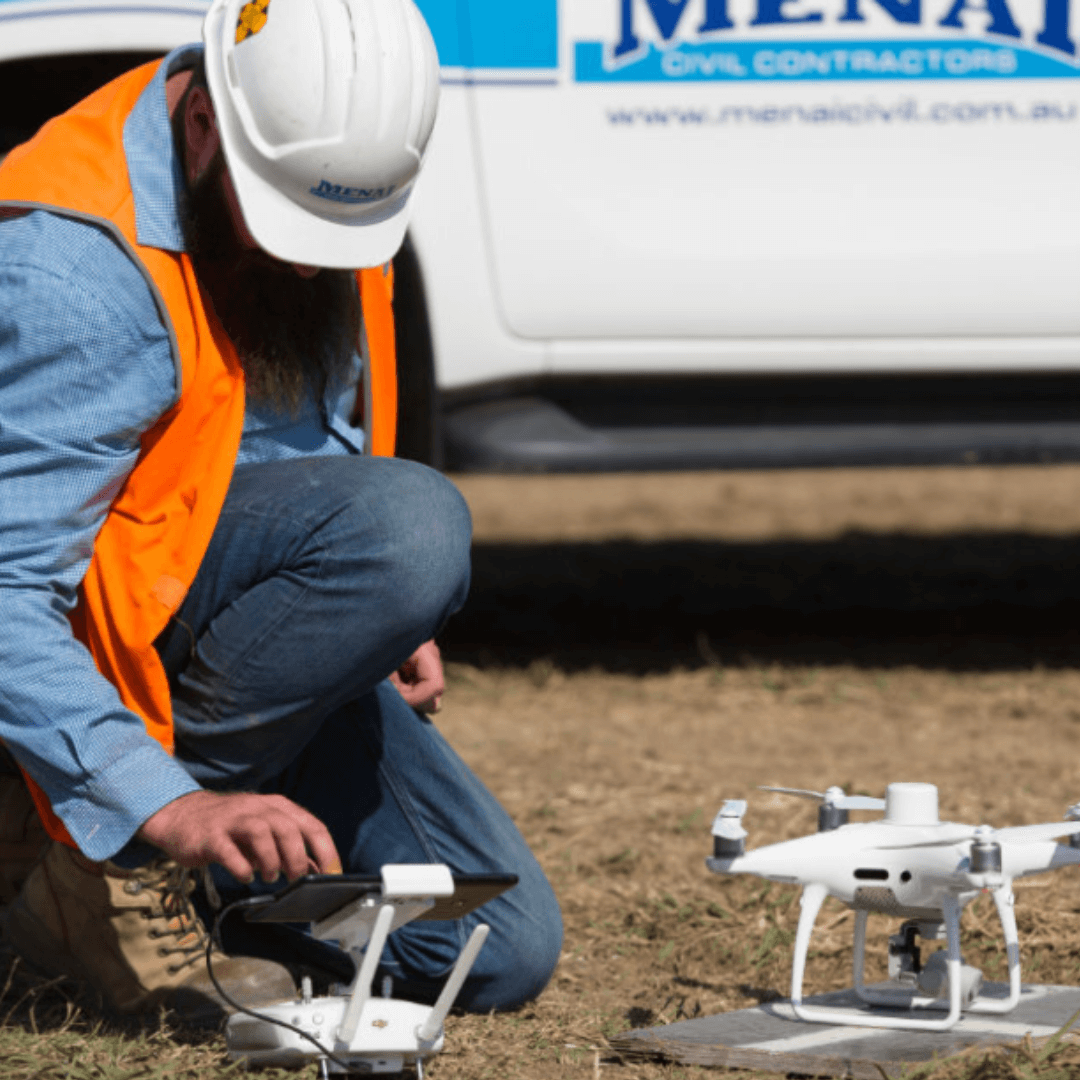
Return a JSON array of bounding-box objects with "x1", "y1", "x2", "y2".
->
[{"x1": 0, "y1": 45, "x2": 365, "y2": 860}]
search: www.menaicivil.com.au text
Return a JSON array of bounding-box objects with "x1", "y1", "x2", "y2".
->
[{"x1": 606, "y1": 99, "x2": 1078, "y2": 125}]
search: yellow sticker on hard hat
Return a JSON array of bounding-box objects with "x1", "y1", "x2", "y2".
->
[{"x1": 235, "y1": 0, "x2": 270, "y2": 43}]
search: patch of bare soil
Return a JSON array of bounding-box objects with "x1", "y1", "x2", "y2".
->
[
  {"x1": 445, "y1": 465, "x2": 1080, "y2": 673},
  {"x1": 454, "y1": 464, "x2": 1080, "y2": 544}
]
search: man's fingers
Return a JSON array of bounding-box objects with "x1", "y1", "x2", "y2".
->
[
  {"x1": 302, "y1": 827, "x2": 342, "y2": 875},
  {"x1": 206, "y1": 837, "x2": 256, "y2": 885},
  {"x1": 138, "y1": 790, "x2": 338, "y2": 882},
  {"x1": 237, "y1": 823, "x2": 285, "y2": 884},
  {"x1": 289, "y1": 804, "x2": 341, "y2": 876},
  {"x1": 411, "y1": 641, "x2": 444, "y2": 713},
  {"x1": 392, "y1": 643, "x2": 444, "y2": 713},
  {"x1": 257, "y1": 799, "x2": 340, "y2": 880},
  {"x1": 392, "y1": 677, "x2": 429, "y2": 706},
  {"x1": 271, "y1": 821, "x2": 321, "y2": 881}
]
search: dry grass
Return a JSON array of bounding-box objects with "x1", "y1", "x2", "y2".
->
[
  {"x1": 429, "y1": 662, "x2": 1080, "y2": 1079},
  {"x1": 5, "y1": 466, "x2": 1080, "y2": 1079},
  {"x1": 5, "y1": 663, "x2": 1079, "y2": 1079}
]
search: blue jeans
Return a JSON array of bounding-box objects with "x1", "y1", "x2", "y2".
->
[{"x1": 152, "y1": 457, "x2": 562, "y2": 1011}]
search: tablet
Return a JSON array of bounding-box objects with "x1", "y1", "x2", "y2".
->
[{"x1": 241, "y1": 872, "x2": 519, "y2": 924}]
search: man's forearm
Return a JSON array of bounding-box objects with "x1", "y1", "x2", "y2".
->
[{"x1": 0, "y1": 588, "x2": 202, "y2": 859}]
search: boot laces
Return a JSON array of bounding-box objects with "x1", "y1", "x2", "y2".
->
[{"x1": 136, "y1": 864, "x2": 218, "y2": 975}]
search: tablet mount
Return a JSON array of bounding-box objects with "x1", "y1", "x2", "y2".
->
[{"x1": 216, "y1": 865, "x2": 515, "y2": 1076}]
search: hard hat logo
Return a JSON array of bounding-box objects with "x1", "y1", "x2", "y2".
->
[
  {"x1": 235, "y1": 0, "x2": 270, "y2": 44},
  {"x1": 310, "y1": 180, "x2": 399, "y2": 206}
]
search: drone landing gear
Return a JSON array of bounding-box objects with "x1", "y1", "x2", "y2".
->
[{"x1": 789, "y1": 883, "x2": 1021, "y2": 1031}]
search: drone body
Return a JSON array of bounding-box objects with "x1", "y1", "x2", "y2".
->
[{"x1": 706, "y1": 783, "x2": 1080, "y2": 1031}]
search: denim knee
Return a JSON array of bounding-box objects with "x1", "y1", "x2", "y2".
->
[
  {"x1": 161, "y1": 457, "x2": 473, "y2": 753},
  {"x1": 356, "y1": 459, "x2": 472, "y2": 634},
  {"x1": 303, "y1": 457, "x2": 472, "y2": 641},
  {"x1": 466, "y1": 898, "x2": 564, "y2": 1012},
  {"x1": 386, "y1": 888, "x2": 563, "y2": 1013}
]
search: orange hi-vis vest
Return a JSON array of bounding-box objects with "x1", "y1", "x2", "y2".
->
[{"x1": 0, "y1": 59, "x2": 398, "y2": 849}]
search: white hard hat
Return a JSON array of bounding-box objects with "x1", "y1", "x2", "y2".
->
[{"x1": 202, "y1": 0, "x2": 440, "y2": 269}]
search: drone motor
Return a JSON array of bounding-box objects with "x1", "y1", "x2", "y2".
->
[
  {"x1": 818, "y1": 802, "x2": 848, "y2": 833},
  {"x1": 1066, "y1": 802, "x2": 1080, "y2": 849},
  {"x1": 711, "y1": 800, "x2": 748, "y2": 858},
  {"x1": 970, "y1": 827, "x2": 1002, "y2": 873}
]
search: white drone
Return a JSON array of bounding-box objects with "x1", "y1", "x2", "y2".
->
[
  {"x1": 706, "y1": 782, "x2": 1080, "y2": 1031},
  {"x1": 221, "y1": 865, "x2": 515, "y2": 1076}
]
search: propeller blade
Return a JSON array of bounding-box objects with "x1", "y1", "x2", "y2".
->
[
  {"x1": 758, "y1": 786, "x2": 884, "y2": 811},
  {"x1": 996, "y1": 821, "x2": 1080, "y2": 845},
  {"x1": 875, "y1": 829, "x2": 977, "y2": 850},
  {"x1": 758, "y1": 786, "x2": 824, "y2": 801},
  {"x1": 837, "y1": 795, "x2": 887, "y2": 811},
  {"x1": 875, "y1": 820, "x2": 1080, "y2": 852}
]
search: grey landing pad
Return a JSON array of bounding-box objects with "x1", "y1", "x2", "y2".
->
[{"x1": 611, "y1": 983, "x2": 1080, "y2": 1078}]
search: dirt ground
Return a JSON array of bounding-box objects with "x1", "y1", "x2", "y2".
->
[
  {"x1": 6, "y1": 463, "x2": 1080, "y2": 1080},
  {"x1": 443, "y1": 465, "x2": 1080, "y2": 675},
  {"x1": 430, "y1": 464, "x2": 1080, "y2": 1079},
  {"x1": 455, "y1": 464, "x2": 1080, "y2": 544}
]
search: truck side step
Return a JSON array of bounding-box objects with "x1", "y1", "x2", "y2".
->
[{"x1": 444, "y1": 396, "x2": 1080, "y2": 473}]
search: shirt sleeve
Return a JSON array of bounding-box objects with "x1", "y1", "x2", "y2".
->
[{"x1": 0, "y1": 211, "x2": 203, "y2": 860}]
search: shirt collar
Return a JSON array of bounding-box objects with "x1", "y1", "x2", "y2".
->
[{"x1": 123, "y1": 43, "x2": 204, "y2": 253}]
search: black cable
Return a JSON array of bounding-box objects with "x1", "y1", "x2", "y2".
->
[{"x1": 205, "y1": 896, "x2": 357, "y2": 1073}]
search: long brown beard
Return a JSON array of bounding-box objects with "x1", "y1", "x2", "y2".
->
[{"x1": 182, "y1": 153, "x2": 361, "y2": 416}]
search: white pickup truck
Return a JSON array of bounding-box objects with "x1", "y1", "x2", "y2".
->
[{"x1": 3, "y1": 0, "x2": 1080, "y2": 470}]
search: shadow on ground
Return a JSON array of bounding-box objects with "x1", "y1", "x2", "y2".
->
[
  {"x1": 441, "y1": 531, "x2": 1080, "y2": 672},
  {"x1": 0, "y1": 945, "x2": 219, "y2": 1045}
]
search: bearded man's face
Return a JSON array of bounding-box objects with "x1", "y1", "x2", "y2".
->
[{"x1": 182, "y1": 152, "x2": 361, "y2": 416}]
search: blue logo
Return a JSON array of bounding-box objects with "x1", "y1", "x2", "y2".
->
[
  {"x1": 309, "y1": 180, "x2": 396, "y2": 205},
  {"x1": 576, "y1": 0, "x2": 1079, "y2": 81}
]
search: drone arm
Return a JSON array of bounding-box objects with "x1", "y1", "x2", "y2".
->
[{"x1": 789, "y1": 882, "x2": 827, "y2": 1014}]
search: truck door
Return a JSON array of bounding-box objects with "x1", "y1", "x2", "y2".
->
[{"x1": 460, "y1": 0, "x2": 1080, "y2": 350}]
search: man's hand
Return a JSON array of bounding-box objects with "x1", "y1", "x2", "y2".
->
[
  {"x1": 137, "y1": 790, "x2": 341, "y2": 884},
  {"x1": 389, "y1": 639, "x2": 445, "y2": 714}
]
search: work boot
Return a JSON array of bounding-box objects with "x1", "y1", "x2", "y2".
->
[
  {"x1": 0, "y1": 773, "x2": 49, "y2": 905},
  {"x1": 4, "y1": 841, "x2": 295, "y2": 1025}
]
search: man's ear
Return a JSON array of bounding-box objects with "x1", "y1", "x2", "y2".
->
[{"x1": 184, "y1": 85, "x2": 221, "y2": 185}]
